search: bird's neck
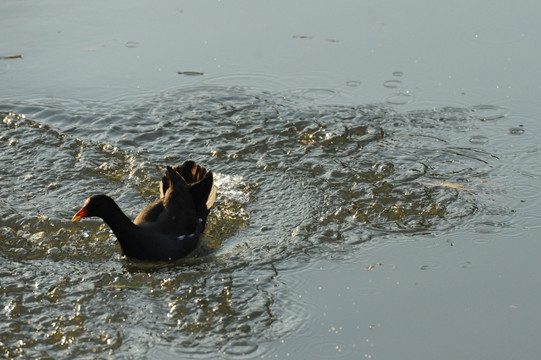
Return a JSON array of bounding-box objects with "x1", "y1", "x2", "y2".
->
[{"x1": 100, "y1": 202, "x2": 138, "y2": 239}]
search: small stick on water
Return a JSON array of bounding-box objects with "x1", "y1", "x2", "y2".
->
[
  {"x1": 0, "y1": 54, "x2": 23, "y2": 59},
  {"x1": 366, "y1": 263, "x2": 383, "y2": 271},
  {"x1": 177, "y1": 71, "x2": 204, "y2": 76}
]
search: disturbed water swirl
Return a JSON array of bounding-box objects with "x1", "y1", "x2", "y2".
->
[{"x1": 0, "y1": 86, "x2": 512, "y2": 358}]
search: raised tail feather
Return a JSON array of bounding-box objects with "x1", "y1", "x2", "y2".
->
[{"x1": 160, "y1": 161, "x2": 216, "y2": 213}]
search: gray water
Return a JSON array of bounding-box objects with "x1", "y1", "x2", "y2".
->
[{"x1": 2, "y1": 1, "x2": 541, "y2": 359}]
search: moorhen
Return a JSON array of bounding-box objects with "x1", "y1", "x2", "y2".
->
[{"x1": 72, "y1": 161, "x2": 216, "y2": 261}]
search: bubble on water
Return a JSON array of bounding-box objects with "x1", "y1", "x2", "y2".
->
[{"x1": 469, "y1": 135, "x2": 489, "y2": 144}]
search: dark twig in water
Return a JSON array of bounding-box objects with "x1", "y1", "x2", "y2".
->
[
  {"x1": 292, "y1": 35, "x2": 312, "y2": 40},
  {"x1": 177, "y1": 71, "x2": 204, "y2": 76},
  {"x1": 0, "y1": 54, "x2": 23, "y2": 60}
]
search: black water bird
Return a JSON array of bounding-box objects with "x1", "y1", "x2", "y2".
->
[{"x1": 72, "y1": 161, "x2": 216, "y2": 261}]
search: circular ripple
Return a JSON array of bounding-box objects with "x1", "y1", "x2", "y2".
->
[
  {"x1": 385, "y1": 91, "x2": 414, "y2": 105},
  {"x1": 124, "y1": 41, "x2": 139, "y2": 48},
  {"x1": 220, "y1": 339, "x2": 259, "y2": 357},
  {"x1": 0, "y1": 90, "x2": 511, "y2": 359},
  {"x1": 302, "y1": 88, "x2": 339, "y2": 99},
  {"x1": 383, "y1": 79, "x2": 402, "y2": 88},
  {"x1": 509, "y1": 127, "x2": 524, "y2": 135},
  {"x1": 469, "y1": 135, "x2": 489, "y2": 144},
  {"x1": 420, "y1": 261, "x2": 443, "y2": 270},
  {"x1": 470, "y1": 105, "x2": 508, "y2": 121}
]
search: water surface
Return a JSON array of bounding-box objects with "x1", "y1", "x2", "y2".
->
[
  {"x1": 1, "y1": 85, "x2": 535, "y2": 358},
  {"x1": 2, "y1": 0, "x2": 541, "y2": 359}
]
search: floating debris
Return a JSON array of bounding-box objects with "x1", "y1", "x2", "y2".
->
[
  {"x1": 0, "y1": 54, "x2": 23, "y2": 60},
  {"x1": 177, "y1": 71, "x2": 204, "y2": 76},
  {"x1": 423, "y1": 181, "x2": 474, "y2": 192},
  {"x1": 366, "y1": 263, "x2": 383, "y2": 271},
  {"x1": 293, "y1": 35, "x2": 313, "y2": 40}
]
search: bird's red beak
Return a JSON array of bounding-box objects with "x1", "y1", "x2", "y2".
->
[{"x1": 72, "y1": 198, "x2": 90, "y2": 222}]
